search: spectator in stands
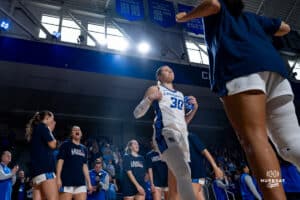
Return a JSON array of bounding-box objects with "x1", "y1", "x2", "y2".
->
[
  {"x1": 25, "y1": 111, "x2": 58, "y2": 200},
  {"x1": 88, "y1": 158, "x2": 109, "y2": 200},
  {"x1": 107, "y1": 175, "x2": 118, "y2": 200},
  {"x1": 213, "y1": 169, "x2": 230, "y2": 200},
  {"x1": 12, "y1": 169, "x2": 31, "y2": 200},
  {"x1": 56, "y1": 125, "x2": 92, "y2": 200},
  {"x1": 89, "y1": 141, "x2": 101, "y2": 167},
  {"x1": 239, "y1": 164, "x2": 262, "y2": 200},
  {"x1": 144, "y1": 173, "x2": 153, "y2": 200},
  {"x1": 122, "y1": 140, "x2": 146, "y2": 200},
  {"x1": 280, "y1": 158, "x2": 300, "y2": 200},
  {"x1": 0, "y1": 150, "x2": 18, "y2": 200}
]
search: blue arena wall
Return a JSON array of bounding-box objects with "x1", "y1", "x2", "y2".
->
[{"x1": 0, "y1": 36, "x2": 300, "y2": 100}]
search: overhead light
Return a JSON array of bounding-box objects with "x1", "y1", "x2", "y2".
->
[
  {"x1": 52, "y1": 31, "x2": 61, "y2": 39},
  {"x1": 138, "y1": 42, "x2": 150, "y2": 54},
  {"x1": 0, "y1": 20, "x2": 10, "y2": 31}
]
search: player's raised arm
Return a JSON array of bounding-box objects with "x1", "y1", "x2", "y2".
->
[
  {"x1": 176, "y1": 0, "x2": 221, "y2": 23},
  {"x1": 133, "y1": 86, "x2": 162, "y2": 119}
]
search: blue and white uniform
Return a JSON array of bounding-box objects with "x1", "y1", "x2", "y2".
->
[
  {"x1": 30, "y1": 123, "x2": 56, "y2": 185},
  {"x1": 57, "y1": 140, "x2": 88, "y2": 194},
  {"x1": 122, "y1": 154, "x2": 146, "y2": 197},
  {"x1": 0, "y1": 163, "x2": 16, "y2": 200},
  {"x1": 152, "y1": 85, "x2": 190, "y2": 162},
  {"x1": 145, "y1": 150, "x2": 168, "y2": 189}
]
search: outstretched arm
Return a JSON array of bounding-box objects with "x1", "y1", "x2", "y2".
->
[
  {"x1": 133, "y1": 86, "x2": 162, "y2": 119},
  {"x1": 274, "y1": 21, "x2": 290, "y2": 36},
  {"x1": 202, "y1": 149, "x2": 223, "y2": 178},
  {"x1": 176, "y1": 0, "x2": 221, "y2": 23}
]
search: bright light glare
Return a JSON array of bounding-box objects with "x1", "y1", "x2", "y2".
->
[{"x1": 138, "y1": 42, "x2": 150, "y2": 54}]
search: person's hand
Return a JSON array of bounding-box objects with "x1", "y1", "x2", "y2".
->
[
  {"x1": 148, "y1": 90, "x2": 162, "y2": 101},
  {"x1": 187, "y1": 96, "x2": 198, "y2": 110},
  {"x1": 87, "y1": 183, "x2": 93, "y2": 194},
  {"x1": 136, "y1": 185, "x2": 145, "y2": 195},
  {"x1": 214, "y1": 167, "x2": 224, "y2": 179},
  {"x1": 56, "y1": 177, "x2": 62, "y2": 190},
  {"x1": 151, "y1": 184, "x2": 156, "y2": 193},
  {"x1": 12, "y1": 165, "x2": 19, "y2": 174},
  {"x1": 176, "y1": 12, "x2": 188, "y2": 22}
]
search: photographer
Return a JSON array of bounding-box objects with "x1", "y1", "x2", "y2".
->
[{"x1": 88, "y1": 158, "x2": 109, "y2": 200}]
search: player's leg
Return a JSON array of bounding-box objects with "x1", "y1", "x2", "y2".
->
[
  {"x1": 222, "y1": 90, "x2": 286, "y2": 200},
  {"x1": 40, "y1": 178, "x2": 59, "y2": 200},
  {"x1": 192, "y1": 183, "x2": 202, "y2": 200},
  {"x1": 152, "y1": 187, "x2": 162, "y2": 200},
  {"x1": 134, "y1": 194, "x2": 145, "y2": 200},
  {"x1": 167, "y1": 169, "x2": 179, "y2": 200},
  {"x1": 267, "y1": 95, "x2": 300, "y2": 170},
  {"x1": 124, "y1": 196, "x2": 134, "y2": 200},
  {"x1": 199, "y1": 184, "x2": 206, "y2": 200},
  {"x1": 59, "y1": 187, "x2": 73, "y2": 200},
  {"x1": 32, "y1": 184, "x2": 45, "y2": 200},
  {"x1": 163, "y1": 145, "x2": 196, "y2": 200}
]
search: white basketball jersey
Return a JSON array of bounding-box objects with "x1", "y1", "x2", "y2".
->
[{"x1": 154, "y1": 85, "x2": 187, "y2": 133}]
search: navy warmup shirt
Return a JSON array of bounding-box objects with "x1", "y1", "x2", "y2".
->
[
  {"x1": 123, "y1": 154, "x2": 146, "y2": 188},
  {"x1": 145, "y1": 150, "x2": 168, "y2": 187},
  {"x1": 188, "y1": 133, "x2": 206, "y2": 179},
  {"x1": 30, "y1": 123, "x2": 56, "y2": 177},
  {"x1": 204, "y1": 0, "x2": 288, "y2": 96},
  {"x1": 57, "y1": 140, "x2": 88, "y2": 186}
]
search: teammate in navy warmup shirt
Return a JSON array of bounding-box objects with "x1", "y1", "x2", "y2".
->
[
  {"x1": 145, "y1": 142, "x2": 168, "y2": 200},
  {"x1": 176, "y1": 0, "x2": 297, "y2": 199},
  {"x1": 56, "y1": 126, "x2": 92, "y2": 200},
  {"x1": 0, "y1": 151, "x2": 18, "y2": 200},
  {"x1": 188, "y1": 133, "x2": 223, "y2": 200},
  {"x1": 25, "y1": 111, "x2": 58, "y2": 200},
  {"x1": 122, "y1": 140, "x2": 146, "y2": 200},
  {"x1": 88, "y1": 158, "x2": 109, "y2": 200}
]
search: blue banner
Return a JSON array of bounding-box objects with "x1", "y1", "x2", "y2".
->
[
  {"x1": 116, "y1": 0, "x2": 144, "y2": 21},
  {"x1": 148, "y1": 0, "x2": 176, "y2": 28},
  {"x1": 177, "y1": 4, "x2": 204, "y2": 35}
]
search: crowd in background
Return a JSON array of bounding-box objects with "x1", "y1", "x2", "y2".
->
[{"x1": 2, "y1": 130, "x2": 300, "y2": 200}]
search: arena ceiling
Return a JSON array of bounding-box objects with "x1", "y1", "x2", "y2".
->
[{"x1": 23, "y1": 0, "x2": 300, "y2": 30}]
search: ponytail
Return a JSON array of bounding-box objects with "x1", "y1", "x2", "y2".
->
[{"x1": 25, "y1": 110, "x2": 53, "y2": 141}]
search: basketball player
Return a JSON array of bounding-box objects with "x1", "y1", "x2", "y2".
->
[
  {"x1": 146, "y1": 141, "x2": 168, "y2": 200},
  {"x1": 176, "y1": 0, "x2": 295, "y2": 199},
  {"x1": 122, "y1": 140, "x2": 146, "y2": 200},
  {"x1": 56, "y1": 126, "x2": 92, "y2": 200},
  {"x1": 134, "y1": 65, "x2": 198, "y2": 200},
  {"x1": 26, "y1": 111, "x2": 58, "y2": 200},
  {"x1": 188, "y1": 132, "x2": 223, "y2": 200}
]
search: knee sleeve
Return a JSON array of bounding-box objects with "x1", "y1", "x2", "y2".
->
[
  {"x1": 163, "y1": 146, "x2": 196, "y2": 200},
  {"x1": 267, "y1": 99, "x2": 300, "y2": 171}
]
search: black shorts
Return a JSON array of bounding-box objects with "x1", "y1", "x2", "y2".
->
[{"x1": 122, "y1": 180, "x2": 145, "y2": 197}]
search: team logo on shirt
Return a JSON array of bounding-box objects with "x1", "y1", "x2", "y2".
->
[
  {"x1": 130, "y1": 161, "x2": 144, "y2": 168},
  {"x1": 71, "y1": 148, "x2": 85, "y2": 157},
  {"x1": 151, "y1": 155, "x2": 161, "y2": 162}
]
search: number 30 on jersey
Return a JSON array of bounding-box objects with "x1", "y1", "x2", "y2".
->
[{"x1": 170, "y1": 97, "x2": 183, "y2": 110}]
